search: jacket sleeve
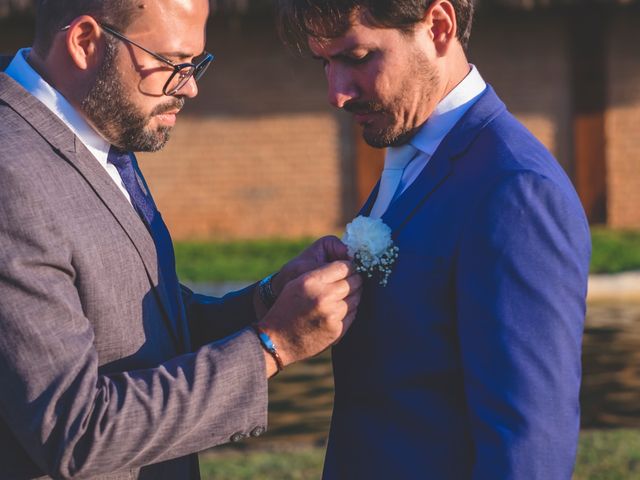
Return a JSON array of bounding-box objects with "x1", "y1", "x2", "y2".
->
[
  {"x1": 181, "y1": 283, "x2": 259, "y2": 350},
  {"x1": 0, "y1": 162, "x2": 268, "y2": 479},
  {"x1": 455, "y1": 170, "x2": 591, "y2": 479}
]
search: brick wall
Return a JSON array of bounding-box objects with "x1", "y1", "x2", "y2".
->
[
  {"x1": 139, "y1": 113, "x2": 347, "y2": 239},
  {"x1": 141, "y1": 12, "x2": 579, "y2": 240},
  {"x1": 2, "y1": 11, "x2": 639, "y2": 238},
  {"x1": 469, "y1": 10, "x2": 573, "y2": 173},
  {"x1": 605, "y1": 9, "x2": 640, "y2": 228}
]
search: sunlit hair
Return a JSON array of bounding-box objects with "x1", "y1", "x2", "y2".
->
[
  {"x1": 33, "y1": 0, "x2": 142, "y2": 57},
  {"x1": 275, "y1": 0, "x2": 475, "y2": 53}
]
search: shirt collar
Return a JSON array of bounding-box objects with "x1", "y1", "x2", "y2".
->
[
  {"x1": 409, "y1": 64, "x2": 487, "y2": 156},
  {"x1": 5, "y1": 48, "x2": 111, "y2": 161}
]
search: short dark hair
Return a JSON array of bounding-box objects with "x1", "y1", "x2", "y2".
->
[
  {"x1": 33, "y1": 0, "x2": 142, "y2": 57},
  {"x1": 275, "y1": 0, "x2": 475, "y2": 53}
]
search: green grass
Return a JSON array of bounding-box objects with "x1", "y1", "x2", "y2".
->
[
  {"x1": 198, "y1": 429, "x2": 640, "y2": 479},
  {"x1": 575, "y1": 429, "x2": 640, "y2": 479},
  {"x1": 174, "y1": 238, "x2": 314, "y2": 282},
  {"x1": 199, "y1": 448, "x2": 324, "y2": 480},
  {"x1": 174, "y1": 229, "x2": 640, "y2": 282},
  {"x1": 590, "y1": 228, "x2": 640, "y2": 274}
]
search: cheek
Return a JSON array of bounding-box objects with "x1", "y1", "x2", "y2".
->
[
  {"x1": 119, "y1": 53, "x2": 171, "y2": 95},
  {"x1": 366, "y1": 62, "x2": 397, "y2": 102}
]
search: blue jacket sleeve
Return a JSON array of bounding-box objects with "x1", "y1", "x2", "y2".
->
[
  {"x1": 456, "y1": 170, "x2": 591, "y2": 479},
  {"x1": 181, "y1": 283, "x2": 259, "y2": 350}
]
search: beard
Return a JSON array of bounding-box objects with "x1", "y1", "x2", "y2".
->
[
  {"x1": 345, "y1": 51, "x2": 440, "y2": 149},
  {"x1": 81, "y1": 41, "x2": 184, "y2": 152}
]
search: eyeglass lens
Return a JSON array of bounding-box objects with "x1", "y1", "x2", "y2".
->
[
  {"x1": 166, "y1": 66, "x2": 196, "y2": 95},
  {"x1": 165, "y1": 57, "x2": 212, "y2": 95}
]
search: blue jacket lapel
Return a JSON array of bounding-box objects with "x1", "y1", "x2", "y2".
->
[
  {"x1": 382, "y1": 151, "x2": 452, "y2": 235},
  {"x1": 358, "y1": 181, "x2": 380, "y2": 216},
  {"x1": 377, "y1": 86, "x2": 507, "y2": 235}
]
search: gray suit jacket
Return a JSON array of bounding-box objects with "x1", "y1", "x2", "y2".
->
[{"x1": 0, "y1": 67, "x2": 268, "y2": 479}]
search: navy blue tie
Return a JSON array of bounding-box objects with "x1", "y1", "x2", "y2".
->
[
  {"x1": 107, "y1": 148, "x2": 155, "y2": 225},
  {"x1": 107, "y1": 146, "x2": 186, "y2": 349}
]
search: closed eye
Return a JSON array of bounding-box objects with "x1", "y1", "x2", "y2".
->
[
  {"x1": 313, "y1": 51, "x2": 375, "y2": 70},
  {"x1": 343, "y1": 52, "x2": 373, "y2": 65}
]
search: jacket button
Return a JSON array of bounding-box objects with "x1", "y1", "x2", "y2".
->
[
  {"x1": 250, "y1": 426, "x2": 266, "y2": 437},
  {"x1": 230, "y1": 432, "x2": 246, "y2": 443}
]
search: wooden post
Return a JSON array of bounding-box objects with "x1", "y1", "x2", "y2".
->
[
  {"x1": 354, "y1": 124, "x2": 385, "y2": 208},
  {"x1": 570, "y1": 8, "x2": 608, "y2": 224}
]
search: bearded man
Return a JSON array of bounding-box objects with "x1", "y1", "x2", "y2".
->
[
  {"x1": 276, "y1": 0, "x2": 591, "y2": 478},
  {"x1": 0, "y1": 0, "x2": 363, "y2": 478}
]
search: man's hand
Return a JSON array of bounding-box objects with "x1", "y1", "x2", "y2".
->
[
  {"x1": 272, "y1": 236, "x2": 350, "y2": 297},
  {"x1": 253, "y1": 236, "x2": 350, "y2": 319},
  {"x1": 257, "y1": 260, "x2": 362, "y2": 373}
]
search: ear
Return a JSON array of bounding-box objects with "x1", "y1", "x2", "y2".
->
[
  {"x1": 424, "y1": 0, "x2": 458, "y2": 55},
  {"x1": 64, "y1": 15, "x2": 106, "y2": 71}
]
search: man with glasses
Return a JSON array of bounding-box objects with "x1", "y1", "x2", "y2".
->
[{"x1": 0, "y1": 0, "x2": 362, "y2": 478}]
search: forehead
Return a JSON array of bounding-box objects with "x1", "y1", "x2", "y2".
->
[
  {"x1": 126, "y1": 0, "x2": 209, "y2": 51},
  {"x1": 307, "y1": 16, "x2": 402, "y2": 57}
]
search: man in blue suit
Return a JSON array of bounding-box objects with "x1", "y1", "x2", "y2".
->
[{"x1": 276, "y1": 0, "x2": 591, "y2": 478}]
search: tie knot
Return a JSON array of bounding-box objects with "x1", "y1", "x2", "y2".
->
[
  {"x1": 384, "y1": 143, "x2": 417, "y2": 170},
  {"x1": 107, "y1": 147, "x2": 133, "y2": 170}
]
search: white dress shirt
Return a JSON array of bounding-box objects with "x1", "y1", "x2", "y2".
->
[
  {"x1": 5, "y1": 48, "x2": 132, "y2": 203},
  {"x1": 392, "y1": 65, "x2": 487, "y2": 197}
]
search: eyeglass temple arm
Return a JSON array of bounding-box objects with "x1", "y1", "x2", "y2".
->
[
  {"x1": 98, "y1": 23, "x2": 178, "y2": 67},
  {"x1": 60, "y1": 23, "x2": 177, "y2": 67}
]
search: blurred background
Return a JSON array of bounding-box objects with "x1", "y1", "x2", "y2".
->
[{"x1": 2, "y1": 0, "x2": 640, "y2": 478}]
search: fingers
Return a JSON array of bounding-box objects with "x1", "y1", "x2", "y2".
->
[
  {"x1": 344, "y1": 290, "x2": 361, "y2": 313},
  {"x1": 308, "y1": 260, "x2": 355, "y2": 284},
  {"x1": 325, "y1": 273, "x2": 363, "y2": 301},
  {"x1": 321, "y1": 235, "x2": 350, "y2": 261},
  {"x1": 332, "y1": 309, "x2": 358, "y2": 346}
]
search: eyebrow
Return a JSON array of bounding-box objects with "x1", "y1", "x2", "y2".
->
[
  {"x1": 158, "y1": 51, "x2": 198, "y2": 61},
  {"x1": 311, "y1": 43, "x2": 375, "y2": 61}
]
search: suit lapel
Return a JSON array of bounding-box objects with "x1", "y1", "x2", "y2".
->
[
  {"x1": 371, "y1": 86, "x2": 507, "y2": 236},
  {"x1": 0, "y1": 73, "x2": 183, "y2": 350},
  {"x1": 130, "y1": 156, "x2": 192, "y2": 351},
  {"x1": 358, "y1": 182, "x2": 380, "y2": 216},
  {"x1": 382, "y1": 151, "x2": 452, "y2": 236},
  {"x1": 68, "y1": 141, "x2": 183, "y2": 350}
]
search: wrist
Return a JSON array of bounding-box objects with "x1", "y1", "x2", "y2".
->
[
  {"x1": 258, "y1": 272, "x2": 279, "y2": 309},
  {"x1": 270, "y1": 271, "x2": 286, "y2": 298},
  {"x1": 252, "y1": 324, "x2": 285, "y2": 376}
]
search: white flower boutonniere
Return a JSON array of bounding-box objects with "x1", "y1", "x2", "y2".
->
[{"x1": 342, "y1": 216, "x2": 399, "y2": 287}]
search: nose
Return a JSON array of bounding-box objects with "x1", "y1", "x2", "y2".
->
[
  {"x1": 177, "y1": 75, "x2": 199, "y2": 99},
  {"x1": 326, "y1": 67, "x2": 358, "y2": 109}
]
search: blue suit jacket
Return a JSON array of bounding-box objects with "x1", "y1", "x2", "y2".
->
[{"x1": 323, "y1": 86, "x2": 591, "y2": 479}]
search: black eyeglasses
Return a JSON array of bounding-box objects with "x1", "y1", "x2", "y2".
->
[{"x1": 61, "y1": 22, "x2": 214, "y2": 96}]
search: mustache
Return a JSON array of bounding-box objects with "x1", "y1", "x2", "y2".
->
[
  {"x1": 151, "y1": 98, "x2": 185, "y2": 116},
  {"x1": 343, "y1": 100, "x2": 385, "y2": 115}
]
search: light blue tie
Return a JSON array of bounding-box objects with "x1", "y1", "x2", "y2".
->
[{"x1": 369, "y1": 143, "x2": 417, "y2": 218}]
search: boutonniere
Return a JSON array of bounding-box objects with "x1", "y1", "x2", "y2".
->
[{"x1": 342, "y1": 216, "x2": 399, "y2": 287}]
